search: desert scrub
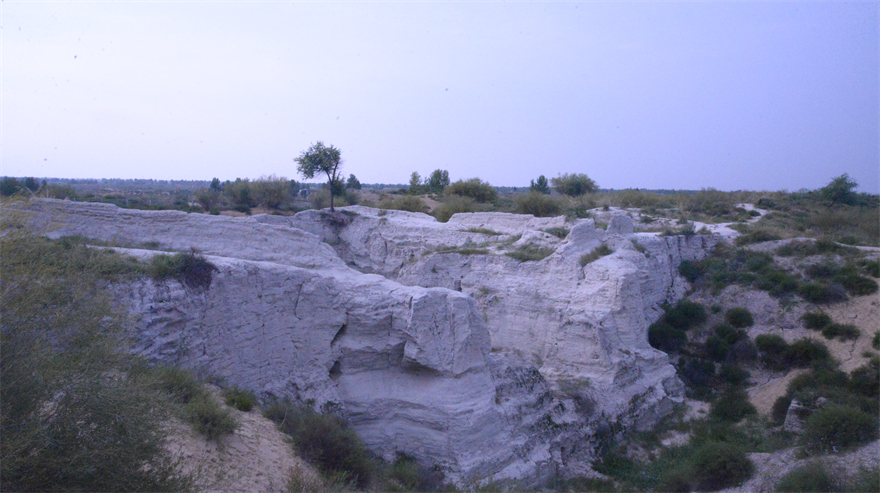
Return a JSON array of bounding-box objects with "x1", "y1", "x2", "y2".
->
[
  {"x1": 147, "y1": 250, "x2": 218, "y2": 290},
  {"x1": 579, "y1": 244, "x2": 614, "y2": 266},
  {"x1": 378, "y1": 195, "x2": 429, "y2": 214},
  {"x1": 630, "y1": 239, "x2": 647, "y2": 254},
  {"x1": 515, "y1": 191, "x2": 562, "y2": 217},
  {"x1": 461, "y1": 227, "x2": 503, "y2": 235},
  {"x1": 734, "y1": 229, "x2": 781, "y2": 246},
  {"x1": 433, "y1": 245, "x2": 490, "y2": 256},
  {"x1": 801, "y1": 311, "x2": 832, "y2": 331},
  {"x1": 0, "y1": 226, "x2": 193, "y2": 492},
  {"x1": 710, "y1": 390, "x2": 756, "y2": 422},
  {"x1": 263, "y1": 399, "x2": 375, "y2": 489},
  {"x1": 821, "y1": 323, "x2": 860, "y2": 341},
  {"x1": 775, "y1": 462, "x2": 835, "y2": 492},
  {"x1": 801, "y1": 405, "x2": 878, "y2": 454},
  {"x1": 724, "y1": 307, "x2": 754, "y2": 328},
  {"x1": 541, "y1": 226, "x2": 570, "y2": 239},
  {"x1": 184, "y1": 393, "x2": 238, "y2": 440},
  {"x1": 223, "y1": 386, "x2": 258, "y2": 412},
  {"x1": 506, "y1": 244, "x2": 555, "y2": 262}
]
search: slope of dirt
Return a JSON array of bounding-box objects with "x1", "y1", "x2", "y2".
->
[{"x1": 166, "y1": 386, "x2": 321, "y2": 492}]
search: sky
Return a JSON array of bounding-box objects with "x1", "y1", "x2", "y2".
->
[{"x1": 2, "y1": 1, "x2": 878, "y2": 193}]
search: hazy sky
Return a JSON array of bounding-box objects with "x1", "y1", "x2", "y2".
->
[{"x1": 2, "y1": 1, "x2": 878, "y2": 192}]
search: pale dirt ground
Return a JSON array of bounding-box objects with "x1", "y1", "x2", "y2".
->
[
  {"x1": 166, "y1": 386, "x2": 321, "y2": 493},
  {"x1": 747, "y1": 293, "x2": 879, "y2": 415}
]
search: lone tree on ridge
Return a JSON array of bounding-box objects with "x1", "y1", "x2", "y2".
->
[{"x1": 295, "y1": 141, "x2": 343, "y2": 211}]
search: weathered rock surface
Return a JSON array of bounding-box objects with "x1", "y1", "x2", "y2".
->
[
  {"x1": 267, "y1": 206, "x2": 717, "y2": 425},
  {"x1": 16, "y1": 199, "x2": 719, "y2": 484}
]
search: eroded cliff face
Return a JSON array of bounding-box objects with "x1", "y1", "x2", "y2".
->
[
  {"x1": 264, "y1": 206, "x2": 717, "y2": 426},
  {"x1": 17, "y1": 199, "x2": 717, "y2": 484}
]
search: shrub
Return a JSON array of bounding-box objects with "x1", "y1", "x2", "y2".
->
[
  {"x1": 678, "y1": 358, "x2": 716, "y2": 397},
  {"x1": 836, "y1": 274, "x2": 879, "y2": 296},
  {"x1": 506, "y1": 245, "x2": 555, "y2": 262},
  {"x1": 515, "y1": 192, "x2": 561, "y2": 217},
  {"x1": 725, "y1": 307, "x2": 754, "y2": 328},
  {"x1": 146, "y1": 250, "x2": 218, "y2": 290},
  {"x1": 755, "y1": 334, "x2": 789, "y2": 370},
  {"x1": 775, "y1": 462, "x2": 834, "y2": 492},
  {"x1": 735, "y1": 230, "x2": 781, "y2": 246},
  {"x1": 649, "y1": 322, "x2": 686, "y2": 352},
  {"x1": 719, "y1": 364, "x2": 750, "y2": 386},
  {"x1": 542, "y1": 226, "x2": 570, "y2": 239},
  {"x1": 579, "y1": 244, "x2": 613, "y2": 266},
  {"x1": 678, "y1": 260, "x2": 702, "y2": 282},
  {"x1": 663, "y1": 300, "x2": 707, "y2": 330},
  {"x1": 783, "y1": 338, "x2": 831, "y2": 368},
  {"x1": 184, "y1": 394, "x2": 238, "y2": 441},
  {"x1": 821, "y1": 323, "x2": 860, "y2": 341},
  {"x1": 710, "y1": 390, "x2": 756, "y2": 422},
  {"x1": 433, "y1": 196, "x2": 485, "y2": 222},
  {"x1": 772, "y1": 395, "x2": 793, "y2": 425},
  {"x1": 801, "y1": 311, "x2": 832, "y2": 331},
  {"x1": 444, "y1": 178, "x2": 497, "y2": 203},
  {"x1": 0, "y1": 231, "x2": 192, "y2": 492},
  {"x1": 382, "y1": 453, "x2": 444, "y2": 492},
  {"x1": 379, "y1": 195, "x2": 429, "y2": 213},
  {"x1": 714, "y1": 323, "x2": 747, "y2": 345},
  {"x1": 688, "y1": 442, "x2": 754, "y2": 491},
  {"x1": 873, "y1": 331, "x2": 880, "y2": 350},
  {"x1": 223, "y1": 386, "x2": 258, "y2": 412},
  {"x1": 550, "y1": 173, "x2": 598, "y2": 196},
  {"x1": 798, "y1": 282, "x2": 847, "y2": 303},
  {"x1": 152, "y1": 366, "x2": 204, "y2": 405},
  {"x1": 264, "y1": 401, "x2": 375, "y2": 488},
  {"x1": 705, "y1": 336, "x2": 730, "y2": 361},
  {"x1": 801, "y1": 405, "x2": 877, "y2": 454},
  {"x1": 848, "y1": 358, "x2": 879, "y2": 399}
]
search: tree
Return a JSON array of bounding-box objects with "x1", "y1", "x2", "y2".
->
[
  {"x1": 551, "y1": 173, "x2": 598, "y2": 196},
  {"x1": 444, "y1": 178, "x2": 497, "y2": 203},
  {"x1": 408, "y1": 172, "x2": 423, "y2": 195},
  {"x1": 819, "y1": 173, "x2": 858, "y2": 206},
  {"x1": 295, "y1": 141, "x2": 343, "y2": 211},
  {"x1": 426, "y1": 169, "x2": 450, "y2": 194},
  {"x1": 209, "y1": 177, "x2": 222, "y2": 192},
  {"x1": 530, "y1": 175, "x2": 550, "y2": 194},
  {"x1": 346, "y1": 174, "x2": 361, "y2": 190}
]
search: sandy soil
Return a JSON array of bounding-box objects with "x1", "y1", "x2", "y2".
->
[{"x1": 166, "y1": 386, "x2": 320, "y2": 493}]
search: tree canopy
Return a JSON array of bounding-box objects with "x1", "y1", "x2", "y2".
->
[
  {"x1": 819, "y1": 173, "x2": 858, "y2": 206},
  {"x1": 530, "y1": 175, "x2": 550, "y2": 194},
  {"x1": 551, "y1": 173, "x2": 598, "y2": 196},
  {"x1": 295, "y1": 142, "x2": 343, "y2": 211}
]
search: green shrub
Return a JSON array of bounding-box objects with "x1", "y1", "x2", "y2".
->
[
  {"x1": 821, "y1": 323, "x2": 860, "y2": 341},
  {"x1": 678, "y1": 358, "x2": 717, "y2": 398},
  {"x1": 381, "y1": 453, "x2": 444, "y2": 492},
  {"x1": 735, "y1": 230, "x2": 780, "y2": 246},
  {"x1": 725, "y1": 307, "x2": 754, "y2": 328},
  {"x1": 433, "y1": 195, "x2": 485, "y2": 222},
  {"x1": 579, "y1": 244, "x2": 613, "y2": 266},
  {"x1": 783, "y1": 338, "x2": 831, "y2": 368},
  {"x1": 755, "y1": 334, "x2": 789, "y2": 370},
  {"x1": 775, "y1": 462, "x2": 835, "y2": 492},
  {"x1": 152, "y1": 366, "x2": 204, "y2": 405},
  {"x1": 184, "y1": 394, "x2": 238, "y2": 441},
  {"x1": 542, "y1": 226, "x2": 569, "y2": 239},
  {"x1": 873, "y1": 331, "x2": 880, "y2": 350},
  {"x1": 264, "y1": 400, "x2": 375, "y2": 488},
  {"x1": 648, "y1": 322, "x2": 686, "y2": 352},
  {"x1": 704, "y1": 336, "x2": 730, "y2": 361},
  {"x1": 714, "y1": 323, "x2": 747, "y2": 345},
  {"x1": 515, "y1": 192, "x2": 562, "y2": 217},
  {"x1": 146, "y1": 250, "x2": 218, "y2": 290},
  {"x1": 801, "y1": 405, "x2": 877, "y2": 454},
  {"x1": 678, "y1": 260, "x2": 703, "y2": 283},
  {"x1": 710, "y1": 390, "x2": 756, "y2": 422},
  {"x1": 801, "y1": 311, "x2": 832, "y2": 331},
  {"x1": 444, "y1": 178, "x2": 497, "y2": 203},
  {"x1": 223, "y1": 386, "x2": 258, "y2": 412},
  {"x1": 860, "y1": 259, "x2": 880, "y2": 278},
  {"x1": 663, "y1": 300, "x2": 707, "y2": 330},
  {"x1": 0, "y1": 231, "x2": 192, "y2": 492},
  {"x1": 687, "y1": 442, "x2": 754, "y2": 491},
  {"x1": 848, "y1": 358, "x2": 879, "y2": 399},
  {"x1": 506, "y1": 245, "x2": 555, "y2": 262},
  {"x1": 550, "y1": 173, "x2": 598, "y2": 196},
  {"x1": 379, "y1": 195, "x2": 429, "y2": 213},
  {"x1": 719, "y1": 364, "x2": 749, "y2": 386},
  {"x1": 836, "y1": 274, "x2": 879, "y2": 296},
  {"x1": 772, "y1": 395, "x2": 793, "y2": 425},
  {"x1": 798, "y1": 282, "x2": 848, "y2": 303}
]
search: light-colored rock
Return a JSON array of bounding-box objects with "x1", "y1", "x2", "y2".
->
[{"x1": 15, "y1": 199, "x2": 720, "y2": 484}]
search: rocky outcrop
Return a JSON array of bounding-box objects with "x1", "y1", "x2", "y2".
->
[
  {"x1": 263, "y1": 206, "x2": 717, "y2": 426},
  {"x1": 15, "y1": 199, "x2": 719, "y2": 484}
]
